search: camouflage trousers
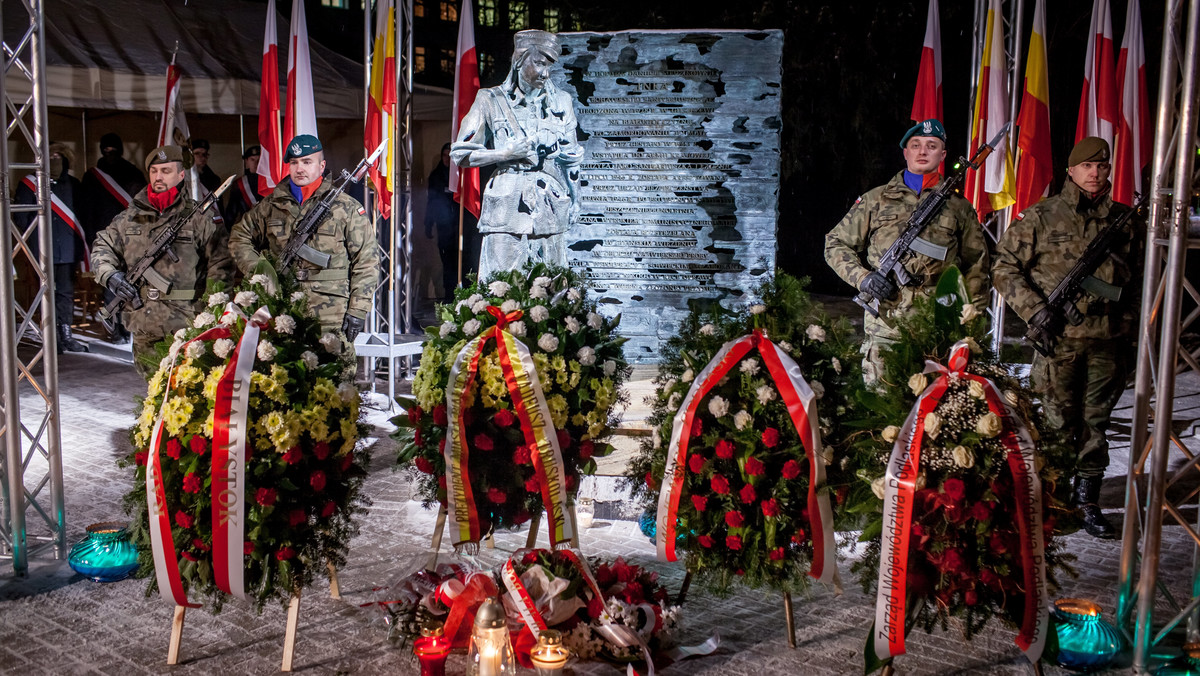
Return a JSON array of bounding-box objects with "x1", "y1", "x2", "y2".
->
[
  {"x1": 1031, "y1": 338, "x2": 1129, "y2": 479},
  {"x1": 861, "y1": 314, "x2": 903, "y2": 389}
]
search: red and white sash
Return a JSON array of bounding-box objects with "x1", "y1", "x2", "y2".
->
[
  {"x1": 20, "y1": 176, "x2": 91, "y2": 271},
  {"x1": 236, "y1": 175, "x2": 261, "y2": 207},
  {"x1": 88, "y1": 166, "x2": 133, "y2": 208}
]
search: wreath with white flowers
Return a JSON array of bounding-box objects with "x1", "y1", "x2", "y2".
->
[{"x1": 120, "y1": 270, "x2": 370, "y2": 610}]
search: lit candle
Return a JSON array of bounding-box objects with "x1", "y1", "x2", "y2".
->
[
  {"x1": 468, "y1": 597, "x2": 515, "y2": 676},
  {"x1": 530, "y1": 629, "x2": 570, "y2": 675},
  {"x1": 412, "y1": 620, "x2": 450, "y2": 676}
]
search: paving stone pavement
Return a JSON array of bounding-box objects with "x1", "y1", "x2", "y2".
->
[{"x1": 0, "y1": 344, "x2": 1196, "y2": 675}]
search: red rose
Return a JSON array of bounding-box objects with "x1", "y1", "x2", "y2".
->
[
  {"x1": 174, "y1": 511, "x2": 194, "y2": 529},
  {"x1": 988, "y1": 531, "x2": 1008, "y2": 554},
  {"x1": 739, "y1": 483, "x2": 757, "y2": 504},
  {"x1": 837, "y1": 485, "x2": 849, "y2": 506},
  {"x1": 182, "y1": 472, "x2": 202, "y2": 494},
  {"x1": 487, "y1": 487, "x2": 507, "y2": 504},
  {"x1": 192, "y1": 538, "x2": 210, "y2": 552},
  {"x1": 493, "y1": 409, "x2": 516, "y2": 428},
  {"x1": 166, "y1": 438, "x2": 183, "y2": 460},
  {"x1": 321, "y1": 501, "x2": 337, "y2": 518},
  {"x1": 565, "y1": 474, "x2": 577, "y2": 491},
  {"x1": 688, "y1": 454, "x2": 704, "y2": 473},
  {"x1": 769, "y1": 547, "x2": 786, "y2": 561},
  {"x1": 690, "y1": 417, "x2": 703, "y2": 438},
  {"x1": 579, "y1": 441, "x2": 595, "y2": 460},
  {"x1": 980, "y1": 569, "x2": 1001, "y2": 589},
  {"x1": 964, "y1": 589, "x2": 980, "y2": 606},
  {"x1": 189, "y1": 435, "x2": 208, "y2": 455},
  {"x1": 724, "y1": 511, "x2": 745, "y2": 528},
  {"x1": 310, "y1": 470, "x2": 327, "y2": 492},
  {"x1": 587, "y1": 595, "x2": 605, "y2": 619},
  {"x1": 744, "y1": 456, "x2": 765, "y2": 476},
  {"x1": 288, "y1": 509, "x2": 306, "y2": 527},
  {"x1": 525, "y1": 477, "x2": 541, "y2": 493},
  {"x1": 557, "y1": 429, "x2": 572, "y2": 450},
  {"x1": 135, "y1": 450, "x2": 148, "y2": 466},
  {"x1": 781, "y1": 459, "x2": 801, "y2": 480},
  {"x1": 275, "y1": 547, "x2": 296, "y2": 561},
  {"x1": 473, "y1": 433, "x2": 495, "y2": 451},
  {"x1": 256, "y1": 487, "x2": 278, "y2": 507},
  {"x1": 313, "y1": 442, "x2": 331, "y2": 460},
  {"x1": 792, "y1": 528, "x2": 807, "y2": 544},
  {"x1": 513, "y1": 445, "x2": 532, "y2": 465},
  {"x1": 940, "y1": 548, "x2": 967, "y2": 575},
  {"x1": 942, "y1": 477, "x2": 966, "y2": 504},
  {"x1": 761, "y1": 428, "x2": 780, "y2": 448},
  {"x1": 181, "y1": 551, "x2": 198, "y2": 562},
  {"x1": 340, "y1": 453, "x2": 355, "y2": 472},
  {"x1": 726, "y1": 535, "x2": 742, "y2": 550},
  {"x1": 407, "y1": 406, "x2": 423, "y2": 425},
  {"x1": 710, "y1": 474, "x2": 730, "y2": 495},
  {"x1": 413, "y1": 429, "x2": 424, "y2": 448},
  {"x1": 244, "y1": 541, "x2": 255, "y2": 555},
  {"x1": 283, "y1": 446, "x2": 302, "y2": 465},
  {"x1": 698, "y1": 534, "x2": 714, "y2": 548},
  {"x1": 645, "y1": 471, "x2": 657, "y2": 490},
  {"x1": 969, "y1": 501, "x2": 993, "y2": 522},
  {"x1": 432, "y1": 405, "x2": 448, "y2": 426},
  {"x1": 761, "y1": 498, "x2": 781, "y2": 518},
  {"x1": 691, "y1": 495, "x2": 708, "y2": 512},
  {"x1": 623, "y1": 580, "x2": 644, "y2": 604},
  {"x1": 715, "y1": 439, "x2": 734, "y2": 459},
  {"x1": 415, "y1": 456, "x2": 435, "y2": 474}
]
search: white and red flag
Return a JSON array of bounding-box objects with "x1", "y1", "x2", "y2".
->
[
  {"x1": 450, "y1": 0, "x2": 481, "y2": 218},
  {"x1": 366, "y1": 0, "x2": 397, "y2": 218},
  {"x1": 1076, "y1": 0, "x2": 1118, "y2": 146},
  {"x1": 284, "y1": 0, "x2": 318, "y2": 147},
  {"x1": 257, "y1": 0, "x2": 284, "y2": 195},
  {"x1": 910, "y1": 0, "x2": 943, "y2": 125},
  {"x1": 964, "y1": 0, "x2": 1015, "y2": 219},
  {"x1": 1114, "y1": 0, "x2": 1150, "y2": 204},
  {"x1": 1013, "y1": 0, "x2": 1053, "y2": 216},
  {"x1": 156, "y1": 63, "x2": 190, "y2": 147}
]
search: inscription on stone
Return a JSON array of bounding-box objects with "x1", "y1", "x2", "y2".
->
[{"x1": 557, "y1": 30, "x2": 783, "y2": 362}]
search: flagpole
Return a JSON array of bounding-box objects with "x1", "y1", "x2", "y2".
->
[{"x1": 457, "y1": 169, "x2": 464, "y2": 288}]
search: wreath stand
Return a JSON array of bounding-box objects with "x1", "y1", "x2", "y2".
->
[
  {"x1": 676, "y1": 570, "x2": 797, "y2": 649},
  {"x1": 425, "y1": 503, "x2": 582, "y2": 571},
  {"x1": 165, "y1": 564, "x2": 343, "y2": 671}
]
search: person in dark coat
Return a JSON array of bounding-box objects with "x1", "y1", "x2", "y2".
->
[
  {"x1": 426, "y1": 143, "x2": 459, "y2": 301},
  {"x1": 14, "y1": 142, "x2": 90, "y2": 353},
  {"x1": 224, "y1": 145, "x2": 263, "y2": 229}
]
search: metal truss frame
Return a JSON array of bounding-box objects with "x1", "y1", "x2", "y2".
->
[{"x1": 0, "y1": 0, "x2": 67, "y2": 574}]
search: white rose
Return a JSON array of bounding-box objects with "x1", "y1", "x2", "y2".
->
[
  {"x1": 976, "y1": 411, "x2": 1003, "y2": 438},
  {"x1": 301, "y1": 350, "x2": 319, "y2": 369},
  {"x1": 707, "y1": 395, "x2": 729, "y2": 418},
  {"x1": 968, "y1": 380, "x2": 986, "y2": 399},
  {"x1": 537, "y1": 333, "x2": 559, "y2": 352},
  {"x1": 207, "y1": 292, "x2": 229, "y2": 306},
  {"x1": 159, "y1": 356, "x2": 172, "y2": 371},
  {"x1": 529, "y1": 305, "x2": 550, "y2": 322},
  {"x1": 871, "y1": 476, "x2": 887, "y2": 500},
  {"x1": 507, "y1": 320, "x2": 526, "y2": 337},
  {"x1": 337, "y1": 383, "x2": 358, "y2": 404},
  {"x1": 924, "y1": 411, "x2": 942, "y2": 440},
  {"x1": 681, "y1": 368, "x2": 694, "y2": 383},
  {"x1": 439, "y1": 321, "x2": 456, "y2": 338},
  {"x1": 699, "y1": 323, "x2": 715, "y2": 336},
  {"x1": 213, "y1": 338, "x2": 235, "y2": 359},
  {"x1": 806, "y1": 324, "x2": 827, "y2": 342},
  {"x1": 964, "y1": 336, "x2": 983, "y2": 354},
  {"x1": 577, "y1": 346, "x2": 596, "y2": 366},
  {"x1": 290, "y1": 291, "x2": 306, "y2": 303},
  {"x1": 168, "y1": 340, "x2": 183, "y2": 358},
  {"x1": 603, "y1": 360, "x2": 617, "y2": 377},
  {"x1": 471, "y1": 300, "x2": 489, "y2": 314},
  {"x1": 668, "y1": 392, "x2": 682, "y2": 409},
  {"x1": 749, "y1": 304, "x2": 767, "y2": 315},
  {"x1": 565, "y1": 316, "x2": 581, "y2": 334},
  {"x1": 500, "y1": 299, "x2": 520, "y2": 314},
  {"x1": 462, "y1": 319, "x2": 482, "y2": 336},
  {"x1": 740, "y1": 358, "x2": 760, "y2": 375},
  {"x1": 193, "y1": 312, "x2": 215, "y2": 328},
  {"x1": 587, "y1": 312, "x2": 602, "y2": 330},
  {"x1": 823, "y1": 448, "x2": 834, "y2": 466},
  {"x1": 275, "y1": 315, "x2": 296, "y2": 335},
  {"x1": 733, "y1": 410, "x2": 753, "y2": 430},
  {"x1": 529, "y1": 285, "x2": 548, "y2": 299},
  {"x1": 466, "y1": 293, "x2": 483, "y2": 305},
  {"x1": 882, "y1": 425, "x2": 900, "y2": 443},
  {"x1": 185, "y1": 341, "x2": 205, "y2": 359},
  {"x1": 908, "y1": 373, "x2": 929, "y2": 396},
  {"x1": 567, "y1": 288, "x2": 582, "y2": 303},
  {"x1": 810, "y1": 381, "x2": 825, "y2": 399},
  {"x1": 755, "y1": 385, "x2": 777, "y2": 404},
  {"x1": 832, "y1": 357, "x2": 842, "y2": 374},
  {"x1": 488, "y1": 280, "x2": 511, "y2": 296},
  {"x1": 234, "y1": 290, "x2": 257, "y2": 307},
  {"x1": 320, "y1": 332, "x2": 342, "y2": 353},
  {"x1": 257, "y1": 340, "x2": 277, "y2": 362},
  {"x1": 952, "y1": 445, "x2": 975, "y2": 468},
  {"x1": 960, "y1": 303, "x2": 980, "y2": 325},
  {"x1": 218, "y1": 312, "x2": 236, "y2": 326},
  {"x1": 1004, "y1": 390, "x2": 1020, "y2": 407},
  {"x1": 779, "y1": 340, "x2": 794, "y2": 353},
  {"x1": 250, "y1": 274, "x2": 275, "y2": 293},
  {"x1": 532, "y1": 276, "x2": 552, "y2": 288}
]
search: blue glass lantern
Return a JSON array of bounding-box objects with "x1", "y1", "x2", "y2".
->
[
  {"x1": 1156, "y1": 643, "x2": 1200, "y2": 675},
  {"x1": 1049, "y1": 598, "x2": 1123, "y2": 672},
  {"x1": 68, "y1": 522, "x2": 140, "y2": 582},
  {"x1": 639, "y1": 509, "x2": 657, "y2": 542}
]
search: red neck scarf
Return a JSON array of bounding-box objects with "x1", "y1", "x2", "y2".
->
[
  {"x1": 147, "y1": 185, "x2": 179, "y2": 214},
  {"x1": 299, "y1": 176, "x2": 323, "y2": 203}
]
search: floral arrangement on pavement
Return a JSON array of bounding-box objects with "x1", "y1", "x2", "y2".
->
[
  {"x1": 625, "y1": 274, "x2": 860, "y2": 594},
  {"x1": 392, "y1": 263, "x2": 630, "y2": 547},
  {"x1": 120, "y1": 269, "x2": 370, "y2": 610}
]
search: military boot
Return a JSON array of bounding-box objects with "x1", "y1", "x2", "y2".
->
[
  {"x1": 58, "y1": 323, "x2": 89, "y2": 354},
  {"x1": 1075, "y1": 476, "x2": 1116, "y2": 539}
]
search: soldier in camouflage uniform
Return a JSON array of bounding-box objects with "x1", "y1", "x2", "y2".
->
[
  {"x1": 993, "y1": 137, "x2": 1139, "y2": 539},
  {"x1": 229, "y1": 135, "x2": 379, "y2": 353},
  {"x1": 825, "y1": 119, "x2": 991, "y2": 386},
  {"x1": 91, "y1": 145, "x2": 234, "y2": 378}
]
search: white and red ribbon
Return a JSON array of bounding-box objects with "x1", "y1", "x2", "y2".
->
[
  {"x1": 873, "y1": 340, "x2": 1048, "y2": 663},
  {"x1": 20, "y1": 176, "x2": 91, "y2": 271},
  {"x1": 88, "y1": 166, "x2": 133, "y2": 208},
  {"x1": 236, "y1": 175, "x2": 262, "y2": 207},
  {"x1": 655, "y1": 329, "x2": 836, "y2": 586}
]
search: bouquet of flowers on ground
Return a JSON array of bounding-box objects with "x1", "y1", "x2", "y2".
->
[
  {"x1": 120, "y1": 269, "x2": 370, "y2": 610},
  {"x1": 626, "y1": 274, "x2": 860, "y2": 594},
  {"x1": 392, "y1": 263, "x2": 630, "y2": 540}
]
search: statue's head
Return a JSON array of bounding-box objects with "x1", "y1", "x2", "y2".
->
[{"x1": 511, "y1": 30, "x2": 558, "y2": 94}]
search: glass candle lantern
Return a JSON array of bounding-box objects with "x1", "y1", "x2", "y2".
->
[
  {"x1": 575, "y1": 498, "x2": 595, "y2": 530},
  {"x1": 467, "y1": 597, "x2": 515, "y2": 676},
  {"x1": 1156, "y1": 642, "x2": 1200, "y2": 675},
  {"x1": 67, "y1": 522, "x2": 140, "y2": 582},
  {"x1": 413, "y1": 620, "x2": 451, "y2": 676},
  {"x1": 1050, "y1": 598, "x2": 1123, "y2": 672},
  {"x1": 530, "y1": 629, "x2": 571, "y2": 675}
]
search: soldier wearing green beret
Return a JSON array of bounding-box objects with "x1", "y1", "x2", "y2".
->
[
  {"x1": 993, "y1": 136, "x2": 1140, "y2": 539},
  {"x1": 91, "y1": 145, "x2": 235, "y2": 377},
  {"x1": 824, "y1": 119, "x2": 991, "y2": 386},
  {"x1": 229, "y1": 134, "x2": 380, "y2": 353}
]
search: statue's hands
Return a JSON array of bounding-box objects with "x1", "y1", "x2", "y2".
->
[
  {"x1": 502, "y1": 138, "x2": 538, "y2": 164},
  {"x1": 534, "y1": 130, "x2": 561, "y2": 160}
]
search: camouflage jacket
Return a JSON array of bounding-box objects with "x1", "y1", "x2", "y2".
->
[
  {"x1": 824, "y1": 171, "x2": 991, "y2": 334},
  {"x1": 229, "y1": 177, "x2": 379, "y2": 327},
  {"x1": 90, "y1": 185, "x2": 233, "y2": 337},
  {"x1": 993, "y1": 179, "x2": 1141, "y2": 340}
]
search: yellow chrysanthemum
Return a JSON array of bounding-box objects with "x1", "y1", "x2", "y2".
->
[
  {"x1": 202, "y1": 368, "x2": 223, "y2": 400},
  {"x1": 340, "y1": 418, "x2": 357, "y2": 455},
  {"x1": 147, "y1": 370, "x2": 166, "y2": 398},
  {"x1": 161, "y1": 396, "x2": 194, "y2": 437},
  {"x1": 176, "y1": 365, "x2": 203, "y2": 386},
  {"x1": 547, "y1": 394, "x2": 568, "y2": 429}
]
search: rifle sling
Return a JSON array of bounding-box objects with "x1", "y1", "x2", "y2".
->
[
  {"x1": 909, "y1": 236, "x2": 949, "y2": 261},
  {"x1": 294, "y1": 268, "x2": 344, "y2": 282}
]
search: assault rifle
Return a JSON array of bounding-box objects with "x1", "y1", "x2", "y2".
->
[
  {"x1": 98, "y1": 175, "x2": 235, "y2": 328},
  {"x1": 853, "y1": 122, "x2": 1012, "y2": 318},
  {"x1": 1025, "y1": 192, "x2": 1147, "y2": 357},
  {"x1": 278, "y1": 138, "x2": 387, "y2": 270}
]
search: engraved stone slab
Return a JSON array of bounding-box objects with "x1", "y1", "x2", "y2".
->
[{"x1": 556, "y1": 30, "x2": 783, "y2": 362}]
